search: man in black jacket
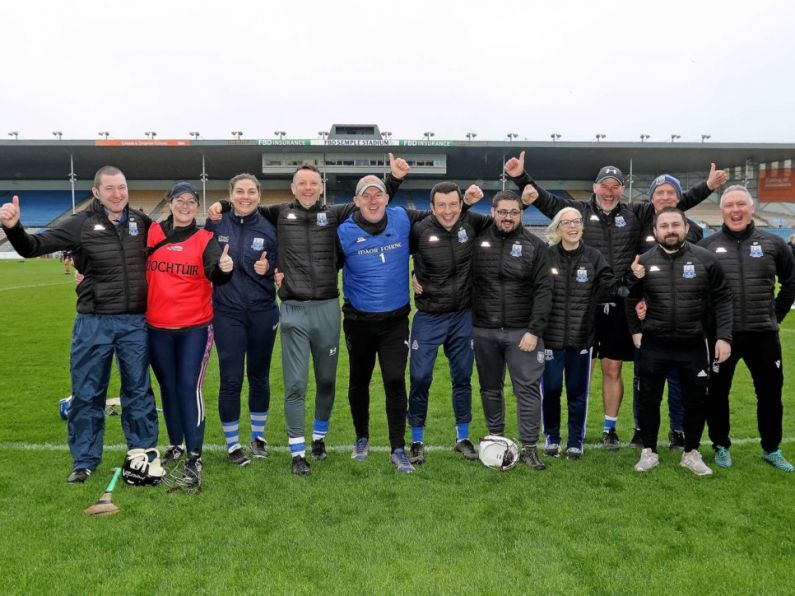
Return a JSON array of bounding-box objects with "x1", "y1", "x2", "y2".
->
[
  {"x1": 699, "y1": 186, "x2": 795, "y2": 472},
  {"x1": 506, "y1": 153, "x2": 725, "y2": 451},
  {"x1": 407, "y1": 182, "x2": 493, "y2": 464},
  {"x1": 471, "y1": 190, "x2": 552, "y2": 470},
  {"x1": 627, "y1": 208, "x2": 733, "y2": 476},
  {"x1": 1, "y1": 166, "x2": 160, "y2": 484},
  {"x1": 631, "y1": 174, "x2": 707, "y2": 450}
]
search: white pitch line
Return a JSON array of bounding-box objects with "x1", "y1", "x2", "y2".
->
[
  {"x1": 0, "y1": 281, "x2": 73, "y2": 292},
  {"x1": 1, "y1": 437, "x2": 792, "y2": 453}
]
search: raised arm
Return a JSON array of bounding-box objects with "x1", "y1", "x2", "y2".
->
[
  {"x1": 2, "y1": 196, "x2": 81, "y2": 257},
  {"x1": 504, "y1": 151, "x2": 575, "y2": 218},
  {"x1": 678, "y1": 163, "x2": 728, "y2": 211}
]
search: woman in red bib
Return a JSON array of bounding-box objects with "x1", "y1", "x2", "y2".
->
[{"x1": 146, "y1": 182, "x2": 233, "y2": 489}]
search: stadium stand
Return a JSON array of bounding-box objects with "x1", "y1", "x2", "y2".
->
[
  {"x1": 261, "y1": 189, "x2": 294, "y2": 204},
  {"x1": 0, "y1": 191, "x2": 76, "y2": 227}
]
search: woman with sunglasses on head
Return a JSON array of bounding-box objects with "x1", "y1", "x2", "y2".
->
[
  {"x1": 147, "y1": 182, "x2": 233, "y2": 489},
  {"x1": 539, "y1": 205, "x2": 637, "y2": 461},
  {"x1": 203, "y1": 174, "x2": 279, "y2": 469}
]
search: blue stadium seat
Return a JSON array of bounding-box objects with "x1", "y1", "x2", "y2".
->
[
  {"x1": 760, "y1": 227, "x2": 795, "y2": 241},
  {"x1": 0, "y1": 191, "x2": 80, "y2": 227}
]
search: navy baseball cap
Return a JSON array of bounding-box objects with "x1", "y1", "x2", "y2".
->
[
  {"x1": 595, "y1": 166, "x2": 625, "y2": 185},
  {"x1": 168, "y1": 181, "x2": 200, "y2": 201}
]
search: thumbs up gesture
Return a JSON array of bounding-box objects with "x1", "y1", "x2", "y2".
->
[
  {"x1": 630, "y1": 254, "x2": 645, "y2": 279},
  {"x1": 504, "y1": 151, "x2": 525, "y2": 178},
  {"x1": 254, "y1": 251, "x2": 269, "y2": 275},
  {"x1": 706, "y1": 162, "x2": 727, "y2": 190},
  {"x1": 219, "y1": 244, "x2": 234, "y2": 273},
  {"x1": 0, "y1": 195, "x2": 21, "y2": 228},
  {"x1": 389, "y1": 152, "x2": 410, "y2": 179}
]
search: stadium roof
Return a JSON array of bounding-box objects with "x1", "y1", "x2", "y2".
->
[{"x1": 1, "y1": 138, "x2": 793, "y2": 182}]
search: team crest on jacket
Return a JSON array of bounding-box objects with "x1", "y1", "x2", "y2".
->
[
  {"x1": 128, "y1": 221, "x2": 139, "y2": 236},
  {"x1": 457, "y1": 228, "x2": 468, "y2": 243},
  {"x1": 510, "y1": 243, "x2": 522, "y2": 257},
  {"x1": 614, "y1": 215, "x2": 626, "y2": 228},
  {"x1": 683, "y1": 263, "x2": 696, "y2": 279},
  {"x1": 218, "y1": 235, "x2": 229, "y2": 243},
  {"x1": 316, "y1": 212, "x2": 328, "y2": 226},
  {"x1": 750, "y1": 243, "x2": 763, "y2": 258},
  {"x1": 576, "y1": 267, "x2": 588, "y2": 283},
  {"x1": 252, "y1": 237, "x2": 264, "y2": 251},
  {"x1": 544, "y1": 349, "x2": 554, "y2": 361}
]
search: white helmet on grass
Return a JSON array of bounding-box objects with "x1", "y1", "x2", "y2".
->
[{"x1": 479, "y1": 435, "x2": 520, "y2": 471}]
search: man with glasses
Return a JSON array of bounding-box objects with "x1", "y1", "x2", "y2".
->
[
  {"x1": 1, "y1": 166, "x2": 160, "y2": 484},
  {"x1": 470, "y1": 190, "x2": 552, "y2": 470},
  {"x1": 505, "y1": 154, "x2": 725, "y2": 450}
]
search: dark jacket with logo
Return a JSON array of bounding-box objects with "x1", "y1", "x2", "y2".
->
[
  {"x1": 471, "y1": 223, "x2": 552, "y2": 334},
  {"x1": 509, "y1": 171, "x2": 712, "y2": 278},
  {"x1": 544, "y1": 242, "x2": 628, "y2": 350},
  {"x1": 698, "y1": 223, "x2": 795, "y2": 332},
  {"x1": 410, "y1": 210, "x2": 492, "y2": 313},
  {"x1": 204, "y1": 209, "x2": 278, "y2": 312},
  {"x1": 626, "y1": 242, "x2": 733, "y2": 343},
  {"x1": 3, "y1": 199, "x2": 150, "y2": 314}
]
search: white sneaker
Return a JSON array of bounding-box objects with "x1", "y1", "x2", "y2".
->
[
  {"x1": 680, "y1": 450, "x2": 713, "y2": 476},
  {"x1": 634, "y1": 448, "x2": 659, "y2": 472}
]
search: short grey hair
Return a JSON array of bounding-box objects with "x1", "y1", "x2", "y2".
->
[{"x1": 719, "y1": 184, "x2": 755, "y2": 207}]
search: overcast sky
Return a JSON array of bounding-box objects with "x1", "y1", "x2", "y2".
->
[{"x1": 2, "y1": 0, "x2": 793, "y2": 143}]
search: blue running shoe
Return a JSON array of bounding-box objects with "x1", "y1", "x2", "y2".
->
[
  {"x1": 715, "y1": 446, "x2": 732, "y2": 468},
  {"x1": 390, "y1": 448, "x2": 415, "y2": 474},
  {"x1": 763, "y1": 449, "x2": 794, "y2": 472},
  {"x1": 352, "y1": 438, "x2": 369, "y2": 461}
]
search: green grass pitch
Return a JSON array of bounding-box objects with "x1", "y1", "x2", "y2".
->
[{"x1": 1, "y1": 259, "x2": 793, "y2": 594}]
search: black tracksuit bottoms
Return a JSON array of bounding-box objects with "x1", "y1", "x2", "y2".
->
[
  {"x1": 636, "y1": 336, "x2": 710, "y2": 452},
  {"x1": 707, "y1": 331, "x2": 784, "y2": 453},
  {"x1": 343, "y1": 316, "x2": 409, "y2": 452}
]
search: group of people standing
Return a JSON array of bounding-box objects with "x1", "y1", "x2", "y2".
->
[{"x1": 1, "y1": 151, "x2": 793, "y2": 488}]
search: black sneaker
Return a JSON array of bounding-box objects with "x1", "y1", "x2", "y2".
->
[
  {"x1": 67, "y1": 468, "x2": 92, "y2": 484},
  {"x1": 163, "y1": 444, "x2": 184, "y2": 464},
  {"x1": 183, "y1": 451, "x2": 202, "y2": 489},
  {"x1": 668, "y1": 430, "x2": 685, "y2": 451},
  {"x1": 409, "y1": 441, "x2": 425, "y2": 465},
  {"x1": 250, "y1": 438, "x2": 269, "y2": 459},
  {"x1": 311, "y1": 439, "x2": 327, "y2": 461},
  {"x1": 629, "y1": 429, "x2": 643, "y2": 449},
  {"x1": 520, "y1": 445, "x2": 546, "y2": 470},
  {"x1": 602, "y1": 428, "x2": 620, "y2": 452},
  {"x1": 454, "y1": 438, "x2": 479, "y2": 461},
  {"x1": 291, "y1": 455, "x2": 311, "y2": 476},
  {"x1": 227, "y1": 446, "x2": 251, "y2": 467}
]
